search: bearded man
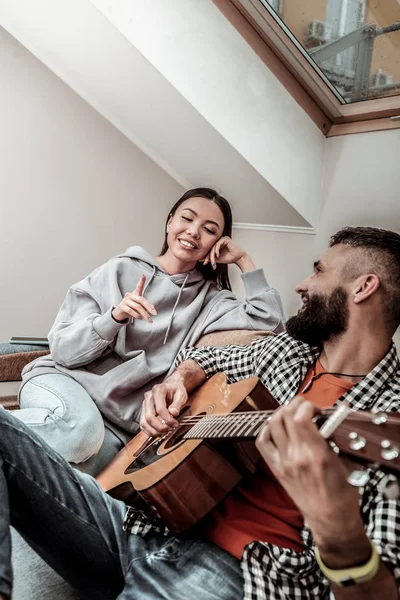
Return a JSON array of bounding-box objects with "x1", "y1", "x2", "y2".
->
[
  {"x1": 0, "y1": 226, "x2": 399, "y2": 600},
  {"x1": 139, "y1": 226, "x2": 400, "y2": 599}
]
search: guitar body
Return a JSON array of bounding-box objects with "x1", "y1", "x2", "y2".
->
[
  {"x1": 97, "y1": 374, "x2": 279, "y2": 533},
  {"x1": 97, "y1": 373, "x2": 400, "y2": 533}
]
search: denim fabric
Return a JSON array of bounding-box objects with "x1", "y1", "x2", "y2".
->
[
  {"x1": 120, "y1": 535, "x2": 243, "y2": 600},
  {"x1": 0, "y1": 408, "x2": 242, "y2": 600},
  {"x1": 16, "y1": 374, "x2": 105, "y2": 463},
  {"x1": 0, "y1": 406, "x2": 127, "y2": 599}
]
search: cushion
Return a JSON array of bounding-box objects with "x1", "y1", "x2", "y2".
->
[
  {"x1": 0, "y1": 347, "x2": 49, "y2": 382},
  {"x1": 195, "y1": 329, "x2": 273, "y2": 348},
  {"x1": 0, "y1": 344, "x2": 50, "y2": 409}
]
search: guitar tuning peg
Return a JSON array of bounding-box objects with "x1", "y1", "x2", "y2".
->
[
  {"x1": 381, "y1": 440, "x2": 399, "y2": 461},
  {"x1": 348, "y1": 431, "x2": 367, "y2": 451},
  {"x1": 328, "y1": 440, "x2": 340, "y2": 454},
  {"x1": 347, "y1": 469, "x2": 370, "y2": 488},
  {"x1": 372, "y1": 412, "x2": 388, "y2": 425}
]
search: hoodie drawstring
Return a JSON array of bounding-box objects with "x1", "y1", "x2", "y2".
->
[{"x1": 163, "y1": 271, "x2": 189, "y2": 345}]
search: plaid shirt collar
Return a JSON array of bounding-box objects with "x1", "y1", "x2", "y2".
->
[
  {"x1": 258, "y1": 334, "x2": 399, "y2": 412},
  {"x1": 339, "y1": 341, "x2": 399, "y2": 410}
]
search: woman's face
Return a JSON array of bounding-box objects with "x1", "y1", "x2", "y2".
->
[{"x1": 166, "y1": 197, "x2": 225, "y2": 264}]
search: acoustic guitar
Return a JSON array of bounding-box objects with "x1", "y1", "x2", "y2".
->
[{"x1": 97, "y1": 373, "x2": 400, "y2": 533}]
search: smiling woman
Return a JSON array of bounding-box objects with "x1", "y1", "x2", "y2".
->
[
  {"x1": 14, "y1": 187, "x2": 286, "y2": 476},
  {"x1": 157, "y1": 188, "x2": 251, "y2": 290}
]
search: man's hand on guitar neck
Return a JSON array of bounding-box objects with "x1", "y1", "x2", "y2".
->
[
  {"x1": 140, "y1": 360, "x2": 206, "y2": 437},
  {"x1": 256, "y1": 395, "x2": 398, "y2": 599}
]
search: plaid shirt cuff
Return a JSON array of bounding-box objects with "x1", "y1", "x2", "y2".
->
[{"x1": 175, "y1": 346, "x2": 218, "y2": 377}]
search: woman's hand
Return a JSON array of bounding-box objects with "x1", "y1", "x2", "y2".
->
[
  {"x1": 112, "y1": 275, "x2": 157, "y2": 323},
  {"x1": 202, "y1": 237, "x2": 255, "y2": 271}
]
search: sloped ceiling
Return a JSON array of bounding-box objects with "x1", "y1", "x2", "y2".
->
[{"x1": 0, "y1": 0, "x2": 326, "y2": 228}]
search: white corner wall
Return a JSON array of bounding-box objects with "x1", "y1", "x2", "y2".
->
[
  {"x1": 89, "y1": 0, "x2": 326, "y2": 226},
  {"x1": 0, "y1": 28, "x2": 183, "y2": 341},
  {"x1": 232, "y1": 128, "x2": 400, "y2": 348}
]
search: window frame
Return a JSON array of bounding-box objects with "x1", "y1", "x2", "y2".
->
[{"x1": 213, "y1": 0, "x2": 400, "y2": 136}]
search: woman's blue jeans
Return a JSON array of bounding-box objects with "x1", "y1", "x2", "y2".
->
[
  {"x1": 0, "y1": 408, "x2": 242, "y2": 599},
  {"x1": 16, "y1": 374, "x2": 106, "y2": 464}
]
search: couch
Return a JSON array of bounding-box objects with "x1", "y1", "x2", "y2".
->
[{"x1": 1, "y1": 330, "x2": 272, "y2": 599}]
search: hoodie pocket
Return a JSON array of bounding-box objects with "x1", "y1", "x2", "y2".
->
[{"x1": 85, "y1": 351, "x2": 124, "y2": 375}]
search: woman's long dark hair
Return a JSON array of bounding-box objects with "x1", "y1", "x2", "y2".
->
[{"x1": 159, "y1": 188, "x2": 232, "y2": 291}]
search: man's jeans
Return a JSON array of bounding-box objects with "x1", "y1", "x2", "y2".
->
[{"x1": 0, "y1": 408, "x2": 243, "y2": 599}]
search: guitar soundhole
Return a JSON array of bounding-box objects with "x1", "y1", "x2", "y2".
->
[{"x1": 164, "y1": 412, "x2": 207, "y2": 449}]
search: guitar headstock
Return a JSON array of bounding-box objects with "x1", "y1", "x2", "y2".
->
[{"x1": 317, "y1": 410, "x2": 400, "y2": 475}]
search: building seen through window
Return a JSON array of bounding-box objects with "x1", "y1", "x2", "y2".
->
[{"x1": 264, "y1": 0, "x2": 400, "y2": 103}]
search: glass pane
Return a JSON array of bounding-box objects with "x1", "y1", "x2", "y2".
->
[{"x1": 262, "y1": 0, "x2": 400, "y2": 103}]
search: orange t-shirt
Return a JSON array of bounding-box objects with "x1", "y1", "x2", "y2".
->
[{"x1": 203, "y1": 360, "x2": 354, "y2": 559}]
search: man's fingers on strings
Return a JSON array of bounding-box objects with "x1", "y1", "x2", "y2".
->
[
  {"x1": 256, "y1": 426, "x2": 281, "y2": 470},
  {"x1": 154, "y1": 392, "x2": 177, "y2": 428},
  {"x1": 265, "y1": 408, "x2": 289, "y2": 454},
  {"x1": 141, "y1": 392, "x2": 169, "y2": 436},
  {"x1": 168, "y1": 387, "x2": 188, "y2": 418},
  {"x1": 152, "y1": 384, "x2": 179, "y2": 429},
  {"x1": 285, "y1": 399, "x2": 322, "y2": 446}
]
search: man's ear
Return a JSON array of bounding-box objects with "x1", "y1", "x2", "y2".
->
[{"x1": 353, "y1": 274, "x2": 380, "y2": 304}]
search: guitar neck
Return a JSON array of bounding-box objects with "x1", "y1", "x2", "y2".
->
[
  {"x1": 182, "y1": 410, "x2": 275, "y2": 440},
  {"x1": 179, "y1": 388, "x2": 400, "y2": 478}
]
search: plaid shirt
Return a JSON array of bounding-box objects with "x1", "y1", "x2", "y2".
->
[{"x1": 124, "y1": 332, "x2": 400, "y2": 599}]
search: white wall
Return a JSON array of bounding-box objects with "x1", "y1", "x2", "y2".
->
[
  {"x1": 0, "y1": 28, "x2": 184, "y2": 341},
  {"x1": 320, "y1": 131, "x2": 400, "y2": 348},
  {"x1": 0, "y1": 0, "x2": 311, "y2": 230},
  {"x1": 232, "y1": 129, "x2": 400, "y2": 348},
  {"x1": 229, "y1": 228, "x2": 317, "y2": 318}
]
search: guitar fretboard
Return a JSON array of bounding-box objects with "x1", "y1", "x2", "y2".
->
[{"x1": 183, "y1": 411, "x2": 273, "y2": 439}]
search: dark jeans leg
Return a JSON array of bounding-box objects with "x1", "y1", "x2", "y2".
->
[{"x1": 0, "y1": 407, "x2": 128, "y2": 600}]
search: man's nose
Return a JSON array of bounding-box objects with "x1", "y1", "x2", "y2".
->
[{"x1": 295, "y1": 277, "x2": 309, "y2": 294}]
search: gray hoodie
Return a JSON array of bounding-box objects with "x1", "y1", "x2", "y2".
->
[{"x1": 21, "y1": 247, "x2": 285, "y2": 437}]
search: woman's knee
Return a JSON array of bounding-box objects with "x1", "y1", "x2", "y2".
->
[{"x1": 15, "y1": 374, "x2": 104, "y2": 464}]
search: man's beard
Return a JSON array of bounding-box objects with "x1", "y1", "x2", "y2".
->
[{"x1": 286, "y1": 287, "x2": 349, "y2": 347}]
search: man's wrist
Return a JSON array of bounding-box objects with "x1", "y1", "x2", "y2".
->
[
  {"x1": 316, "y1": 539, "x2": 381, "y2": 588},
  {"x1": 169, "y1": 360, "x2": 206, "y2": 392},
  {"x1": 316, "y1": 532, "x2": 371, "y2": 570}
]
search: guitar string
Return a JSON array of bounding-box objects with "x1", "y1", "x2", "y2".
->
[
  {"x1": 179, "y1": 410, "x2": 397, "y2": 424},
  {"x1": 183, "y1": 421, "x2": 399, "y2": 449},
  {"x1": 177, "y1": 413, "x2": 398, "y2": 447},
  {"x1": 180, "y1": 422, "x2": 399, "y2": 452},
  {"x1": 184, "y1": 424, "x2": 399, "y2": 454}
]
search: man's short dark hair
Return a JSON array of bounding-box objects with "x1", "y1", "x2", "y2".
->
[{"x1": 329, "y1": 226, "x2": 400, "y2": 328}]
